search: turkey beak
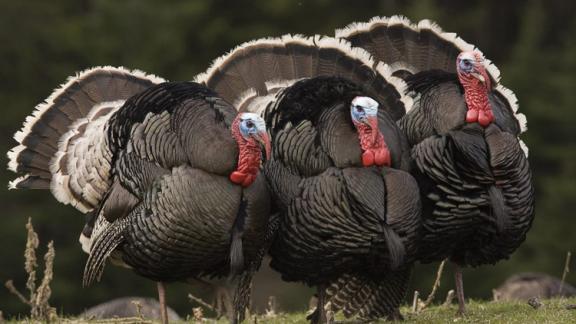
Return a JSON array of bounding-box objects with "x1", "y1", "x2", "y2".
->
[
  {"x1": 471, "y1": 70, "x2": 486, "y2": 83},
  {"x1": 255, "y1": 131, "x2": 271, "y2": 161}
]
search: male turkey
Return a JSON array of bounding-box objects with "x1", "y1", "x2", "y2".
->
[
  {"x1": 335, "y1": 16, "x2": 535, "y2": 314},
  {"x1": 196, "y1": 35, "x2": 422, "y2": 322},
  {"x1": 7, "y1": 67, "x2": 273, "y2": 323}
]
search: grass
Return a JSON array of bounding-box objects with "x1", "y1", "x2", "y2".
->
[
  {"x1": 228, "y1": 298, "x2": 576, "y2": 324},
  {"x1": 2, "y1": 297, "x2": 575, "y2": 323}
]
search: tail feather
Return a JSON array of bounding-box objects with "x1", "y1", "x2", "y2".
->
[
  {"x1": 382, "y1": 225, "x2": 406, "y2": 270},
  {"x1": 195, "y1": 34, "x2": 411, "y2": 121},
  {"x1": 83, "y1": 214, "x2": 131, "y2": 287},
  {"x1": 327, "y1": 268, "x2": 412, "y2": 320},
  {"x1": 488, "y1": 185, "x2": 507, "y2": 233},
  {"x1": 8, "y1": 66, "x2": 164, "y2": 212}
]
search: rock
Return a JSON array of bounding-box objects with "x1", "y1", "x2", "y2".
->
[
  {"x1": 492, "y1": 272, "x2": 576, "y2": 302},
  {"x1": 81, "y1": 297, "x2": 181, "y2": 321}
]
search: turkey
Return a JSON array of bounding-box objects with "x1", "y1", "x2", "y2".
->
[
  {"x1": 196, "y1": 35, "x2": 422, "y2": 322},
  {"x1": 335, "y1": 16, "x2": 535, "y2": 315},
  {"x1": 7, "y1": 67, "x2": 273, "y2": 323}
]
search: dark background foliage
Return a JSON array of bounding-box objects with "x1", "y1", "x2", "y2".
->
[{"x1": 0, "y1": 0, "x2": 574, "y2": 318}]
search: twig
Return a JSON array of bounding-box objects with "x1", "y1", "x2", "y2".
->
[
  {"x1": 411, "y1": 290, "x2": 420, "y2": 313},
  {"x1": 131, "y1": 300, "x2": 143, "y2": 319},
  {"x1": 192, "y1": 307, "x2": 204, "y2": 322},
  {"x1": 5, "y1": 280, "x2": 30, "y2": 305},
  {"x1": 188, "y1": 293, "x2": 221, "y2": 318},
  {"x1": 443, "y1": 290, "x2": 455, "y2": 307},
  {"x1": 265, "y1": 296, "x2": 277, "y2": 317},
  {"x1": 421, "y1": 259, "x2": 447, "y2": 309},
  {"x1": 559, "y1": 251, "x2": 572, "y2": 296}
]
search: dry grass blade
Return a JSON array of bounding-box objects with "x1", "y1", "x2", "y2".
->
[
  {"x1": 421, "y1": 259, "x2": 447, "y2": 310},
  {"x1": 411, "y1": 290, "x2": 420, "y2": 313},
  {"x1": 5, "y1": 280, "x2": 30, "y2": 305},
  {"x1": 25, "y1": 218, "x2": 39, "y2": 306},
  {"x1": 33, "y1": 241, "x2": 56, "y2": 320},
  {"x1": 188, "y1": 292, "x2": 222, "y2": 319},
  {"x1": 443, "y1": 289, "x2": 455, "y2": 306},
  {"x1": 559, "y1": 251, "x2": 572, "y2": 296},
  {"x1": 192, "y1": 307, "x2": 204, "y2": 322}
]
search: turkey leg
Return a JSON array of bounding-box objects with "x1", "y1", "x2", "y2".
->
[
  {"x1": 307, "y1": 284, "x2": 328, "y2": 324},
  {"x1": 454, "y1": 264, "x2": 466, "y2": 316},
  {"x1": 157, "y1": 281, "x2": 169, "y2": 324}
]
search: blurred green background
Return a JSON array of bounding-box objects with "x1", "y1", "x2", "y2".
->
[{"x1": 1, "y1": 0, "x2": 575, "y2": 319}]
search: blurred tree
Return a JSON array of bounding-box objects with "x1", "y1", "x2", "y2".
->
[{"x1": 0, "y1": 0, "x2": 574, "y2": 318}]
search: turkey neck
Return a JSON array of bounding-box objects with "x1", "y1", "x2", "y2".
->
[
  {"x1": 354, "y1": 118, "x2": 390, "y2": 167},
  {"x1": 460, "y1": 74, "x2": 494, "y2": 126},
  {"x1": 355, "y1": 122, "x2": 385, "y2": 151},
  {"x1": 230, "y1": 119, "x2": 261, "y2": 187}
]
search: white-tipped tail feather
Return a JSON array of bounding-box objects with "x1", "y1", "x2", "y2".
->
[
  {"x1": 7, "y1": 66, "x2": 164, "y2": 213},
  {"x1": 196, "y1": 34, "x2": 412, "y2": 121}
]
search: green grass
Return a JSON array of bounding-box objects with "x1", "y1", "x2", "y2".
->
[
  {"x1": 237, "y1": 298, "x2": 576, "y2": 324},
  {"x1": 3, "y1": 298, "x2": 576, "y2": 323}
]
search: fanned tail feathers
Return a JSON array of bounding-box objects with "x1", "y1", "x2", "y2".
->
[
  {"x1": 195, "y1": 34, "x2": 412, "y2": 121},
  {"x1": 7, "y1": 66, "x2": 165, "y2": 212}
]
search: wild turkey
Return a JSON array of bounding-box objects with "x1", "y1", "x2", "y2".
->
[
  {"x1": 196, "y1": 35, "x2": 422, "y2": 322},
  {"x1": 7, "y1": 67, "x2": 273, "y2": 323},
  {"x1": 335, "y1": 16, "x2": 535, "y2": 314}
]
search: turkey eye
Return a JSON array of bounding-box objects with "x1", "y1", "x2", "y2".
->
[
  {"x1": 355, "y1": 106, "x2": 364, "y2": 113},
  {"x1": 245, "y1": 120, "x2": 255, "y2": 128},
  {"x1": 460, "y1": 59, "x2": 472, "y2": 70}
]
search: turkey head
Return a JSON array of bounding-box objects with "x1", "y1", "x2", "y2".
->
[
  {"x1": 350, "y1": 96, "x2": 391, "y2": 167},
  {"x1": 230, "y1": 112, "x2": 271, "y2": 187}
]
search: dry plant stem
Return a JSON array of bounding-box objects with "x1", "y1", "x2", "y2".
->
[
  {"x1": 5, "y1": 280, "x2": 30, "y2": 305},
  {"x1": 444, "y1": 289, "x2": 455, "y2": 306},
  {"x1": 559, "y1": 251, "x2": 572, "y2": 295},
  {"x1": 421, "y1": 259, "x2": 447, "y2": 309},
  {"x1": 25, "y1": 218, "x2": 39, "y2": 307},
  {"x1": 131, "y1": 300, "x2": 143, "y2": 319},
  {"x1": 157, "y1": 282, "x2": 169, "y2": 324},
  {"x1": 411, "y1": 290, "x2": 420, "y2": 313},
  {"x1": 188, "y1": 292, "x2": 219, "y2": 314},
  {"x1": 33, "y1": 241, "x2": 55, "y2": 320},
  {"x1": 6, "y1": 219, "x2": 56, "y2": 321}
]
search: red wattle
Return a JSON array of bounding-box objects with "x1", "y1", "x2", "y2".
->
[
  {"x1": 374, "y1": 148, "x2": 391, "y2": 167},
  {"x1": 466, "y1": 109, "x2": 479, "y2": 123},
  {"x1": 478, "y1": 109, "x2": 494, "y2": 127},
  {"x1": 362, "y1": 151, "x2": 375, "y2": 167},
  {"x1": 230, "y1": 171, "x2": 246, "y2": 185},
  {"x1": 242, "y1": 174, "x2": 256, "y2": 187}
]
